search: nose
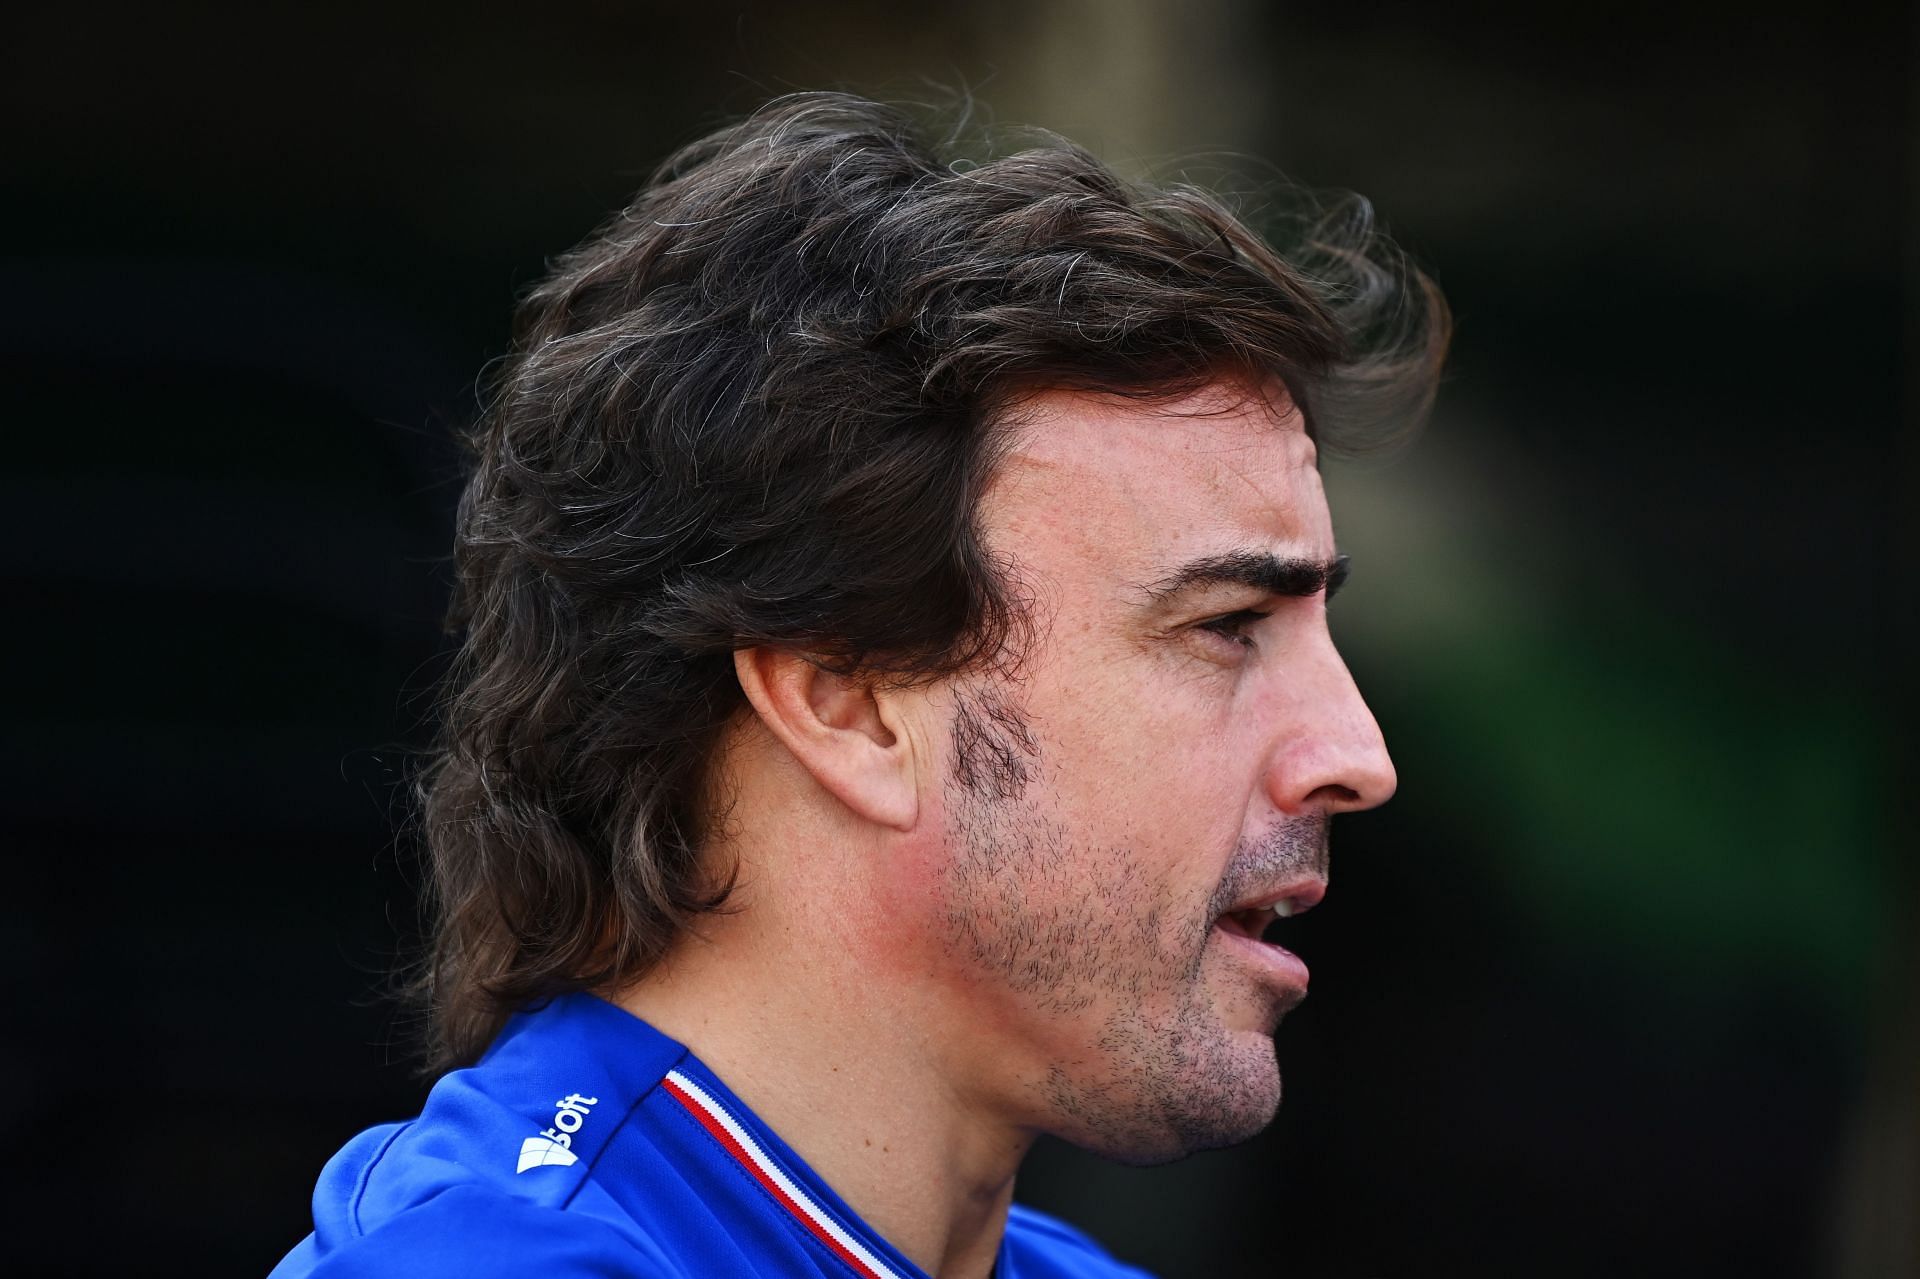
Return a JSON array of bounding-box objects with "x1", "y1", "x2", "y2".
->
[{"x1": 1262, "y1": 637, "x2": 1397, "y2": 816}]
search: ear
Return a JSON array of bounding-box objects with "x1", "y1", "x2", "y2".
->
[{"x1": 733, "y1": 648, "x2": 919, "y2": 831}]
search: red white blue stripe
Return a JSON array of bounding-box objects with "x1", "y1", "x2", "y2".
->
[{"x1": 662, "y1": 1069, "x2": 907, "y2": 1279}]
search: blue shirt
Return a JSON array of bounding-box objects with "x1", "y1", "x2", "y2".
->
[{"x1": 271, "y1": 992, "x2": 1153, "y2": 1278}]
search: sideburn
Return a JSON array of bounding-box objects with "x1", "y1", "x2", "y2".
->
[{"x1": 947, "y1": 685, "x2": 1040, "y2": 801}]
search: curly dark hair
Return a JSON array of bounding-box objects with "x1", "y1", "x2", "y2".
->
[{"x1": 413, "y1": 92, "x2": 1448, "y2": 1071}]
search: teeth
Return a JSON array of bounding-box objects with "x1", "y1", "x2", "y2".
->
[{"x1": 1272, "y1": 899, "x2": 1296, "y2": 919}]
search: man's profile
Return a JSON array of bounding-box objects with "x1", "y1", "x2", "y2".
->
[{"x1": 273, "y1": 92, "x2": 1447, "y2": 1279}]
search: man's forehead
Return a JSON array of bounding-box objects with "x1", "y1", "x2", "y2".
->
[
  {"x1": 972, "y1": 386, "x2": 1338, "y2": 628},
  {"x1": 987, "y1": 384, "x2": 1328, "y2": 554},
  {"x1": 1001, "y1": 382, "x2": 1314, "y2": 472}
]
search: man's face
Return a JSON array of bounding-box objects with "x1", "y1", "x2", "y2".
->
[{"x1": 913, "y1": 382, "x2": 1396, "y2": 1163}]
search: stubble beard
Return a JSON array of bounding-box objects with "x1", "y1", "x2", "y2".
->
[{"x1": 939, "y1": 686, "x2": 1328, "y2": 1165}]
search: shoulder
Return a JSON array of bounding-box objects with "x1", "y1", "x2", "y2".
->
[
  {"x1": 1003, "y1": 1203, "x2": 1159, "y2": 1279},
  {"x1": 276, "y1": 1183, "x2": 683, "y2": 1279},
  {"x1": 275, "y1": 996, "x2": 699, "y2": 1277}
]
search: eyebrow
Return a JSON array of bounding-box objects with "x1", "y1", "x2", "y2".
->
[{"x1": 1141, "y1": 551, "x2": 1351, "y2": 604}]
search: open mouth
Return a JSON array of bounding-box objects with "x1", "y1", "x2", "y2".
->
[
  {"x1": 1210, "y1": 884, "x2": 1323, "y2": 994},
  {"x1": 1214, "y1": 886, "x2": 1321, "y2": 943}
]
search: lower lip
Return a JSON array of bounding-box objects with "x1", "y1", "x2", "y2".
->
[{"x1": 1213, "y1": 925, "x2": 1311, "y2": 994}]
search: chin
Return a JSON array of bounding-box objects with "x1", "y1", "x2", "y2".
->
[{"x1": 1046, "y1": 1027, "x2": 1283, "y2": 1167}]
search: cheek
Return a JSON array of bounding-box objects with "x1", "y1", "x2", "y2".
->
[
  {"x1": 854, "y1": 802, "x2": 962, "y2": 969},
  {"x1": 1038, "y1": 631, "x2": 1240, "y2": 757},
  {"x1": 1044, "y1": 697, "x2": 1249, "y2": 854}
]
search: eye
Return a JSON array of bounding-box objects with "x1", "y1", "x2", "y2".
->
[{"x1": 1195, "y1": 608, "x2": 1271, "y2": 651}]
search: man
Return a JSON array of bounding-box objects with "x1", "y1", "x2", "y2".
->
[{"x1": 273, "y1": 92, "x2": 1446, "y2": 1279}]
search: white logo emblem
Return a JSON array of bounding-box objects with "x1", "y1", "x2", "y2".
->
[
  {"x1": 517, "y1": 1136, "x2": 579, "y2": 1173},
  {"x1": 515, "y1": 1093, "x2": 599, "y2": 1174}
]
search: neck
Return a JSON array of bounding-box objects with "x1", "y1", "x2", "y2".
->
[{"x1": 612, "y1": 848, "x2": 1032, "y2": 1279}]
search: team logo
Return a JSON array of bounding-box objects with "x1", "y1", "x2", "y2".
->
[
  {"x1": 516, "y1": 1135, "x2": 578, "y2": 1172},
  {"x1": 515, "y1": 1093, "x2": 599, "y2": 1174}
]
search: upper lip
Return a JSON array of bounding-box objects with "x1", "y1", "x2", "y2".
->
[{"x1": 1215, "y1": 878, "x2": 1327, "y2": 938}]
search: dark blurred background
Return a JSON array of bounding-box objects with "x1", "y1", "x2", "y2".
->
[{"x1": 5, "y1": 2, "x2": 1914, "y2": 1275}]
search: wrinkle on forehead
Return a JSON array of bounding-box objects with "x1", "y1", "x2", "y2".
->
[
  {"x1": 994, "y1": 378, "x2": 1308, "y2": 457},
  {"x1": 985, "y1": 384, "x2": 1325, "y2": 552}
]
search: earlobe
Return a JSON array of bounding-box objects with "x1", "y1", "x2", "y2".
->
[{"x1": 732, "y1": 649, "x2": 919, "y2": 831}]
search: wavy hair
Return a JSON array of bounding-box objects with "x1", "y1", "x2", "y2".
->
[{"x1": 413, "y1": 92, "x2": 1448, "y2": 1070}]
